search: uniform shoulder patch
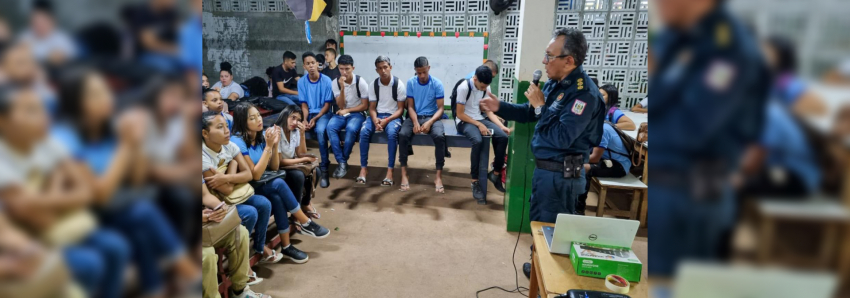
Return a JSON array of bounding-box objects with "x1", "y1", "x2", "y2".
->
[
  {"x1": 571, "y1": 99, "x2": 586, "y2": 115},
  {"x1": 705, "y1": 60, "x2": 735, "y2": 92},
  {"x1": 556, "y1": 93, "x2": 565, "y2": 101}
]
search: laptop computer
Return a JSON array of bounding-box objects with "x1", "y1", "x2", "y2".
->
[{"x1": 542, "y1": 213, "x2": 640, "y2": 255}]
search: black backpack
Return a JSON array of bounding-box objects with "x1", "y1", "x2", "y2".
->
[
  {"x1": 490, "y1": 0, "x2": 516, "y2": 15},
  {"x1": 373, "y1": 76, "x2": 400, "y2": 104},
  {"x1": 449, "y1": 78, "x2": 474, "y2": 122},
  {"x1": 605, "y1": 121, "x2": 643, "y2": 176},
  {"x1": 242, "y1": 76, "x2": 268, "y2": 98}
]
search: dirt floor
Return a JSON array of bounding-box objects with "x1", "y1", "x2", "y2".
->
[{"x1": 249, "y1": 143, "x2": 648, "y2": 298}]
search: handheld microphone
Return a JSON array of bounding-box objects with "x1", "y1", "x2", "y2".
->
[{"x1": 532, "y1": 70, "x2": 542, "y2": 86}]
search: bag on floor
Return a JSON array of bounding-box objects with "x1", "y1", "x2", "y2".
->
[{"x1": 202, "y1": 206, "x2": 241, "y2": 247}]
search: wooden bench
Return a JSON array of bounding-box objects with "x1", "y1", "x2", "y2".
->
[
  {"x1": 266, "y1": 117, "x2": 494, "y2": 198},
  {"x1": 591, "y1": 174, "x2": 647, "y2": 223},
  {"x1": 756, "y1": 198, "x2": 849, "y2": 268}
]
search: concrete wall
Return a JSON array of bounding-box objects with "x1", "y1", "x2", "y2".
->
[
  {"x1": 202, "y1": 5, "x2": 507, "y2": 88},
  {"x1": 202, "y1": 7, "x2": 339, "y2": 83}
]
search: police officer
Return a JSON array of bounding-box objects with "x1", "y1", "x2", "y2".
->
[
  {"x1": 480, "y1": 28, "x2": 605, "y2": 276},
  {"x1": 650, "y1": 0, "x2": 768, "y2": 281}
]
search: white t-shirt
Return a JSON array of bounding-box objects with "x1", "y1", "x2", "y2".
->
[
  {"x1": 0, "y1": 137, "x2": 68, "y2": 190},
  {"x1": 145, "y1": 115, "x2": 185, "y2": 163},
  {"x1": 212, "y1": 81, "x2": 245, "y2": 99},
  {"x1": 18, "y1": 30, "x2": 77, "y2": 62},
  {"x1": 277, "y1": 129, "x2": 301, "y2": 159},
  {"x1": 368, "y1": 77, "x2": 407, "y2": 114},
  {"x1": 332, "y1": 75, "x2": 369, "y2": 109},
  {"x1": 639, "y1": 97, "x2": 648, "y2": 108},
  {"x1": 455, "y1": 78, "x2": 491, "y2": 124},
  {"x1": 201, "y1": 141, "x2": 241, "y2": 172}
]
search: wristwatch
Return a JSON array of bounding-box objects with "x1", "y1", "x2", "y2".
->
[{"x1": 534, "y1": 105, "x2": 544, "y2": 116}]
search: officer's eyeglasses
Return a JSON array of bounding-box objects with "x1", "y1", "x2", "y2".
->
[{"x1": 544, "y1": 53, "x2": 569, "y2": 63}]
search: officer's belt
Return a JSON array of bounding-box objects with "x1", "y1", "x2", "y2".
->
[{"x1": 535, "y1": 159, "x2": 564, "y2": 173}]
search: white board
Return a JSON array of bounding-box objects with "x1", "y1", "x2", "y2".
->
[{"x1": 342, "y1": 35, "x2": 487, "y2": 100}]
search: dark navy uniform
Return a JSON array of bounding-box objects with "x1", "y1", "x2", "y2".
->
[
  {"x1": 496, "y1": 66, "x2": 605, "y2": 223},
  {"x1": 649, "y1": 5, "x2": 769, "y2": 276}
]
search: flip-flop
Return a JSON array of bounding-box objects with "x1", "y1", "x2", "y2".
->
[
  {"x1": 247, "y1": 272, "x2": 264, "y2": 286},
  {"x1": 259, "y1": 250, "x2": 283, "y2": 264},
  {"x1": 355, "y1": 177, "x2": 366, "y2": 184},
  {"x1": 381, "y1": 178, "x2": 394, "y2": 186},
  {"x1": 435, "y1": 185, "x2": 445, "y2": 194},
  {"x1": 304, "y1": 205, "x2": 321, "y2": 219},
  {"x1": 399, "y1": 183, "x2": 410, "y2": 192}
]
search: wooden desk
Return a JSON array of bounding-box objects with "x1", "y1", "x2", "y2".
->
[{"x1": 528, "y1": 221, "x2": 648, "y2": 298}]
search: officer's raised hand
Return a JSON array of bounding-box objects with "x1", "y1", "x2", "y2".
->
[
  {"x1": 524, "y1": 84, "x2": 545, "y2": 108},
  {"x1": 480, "y1": 97, "x2": 500, "y2": 113}
]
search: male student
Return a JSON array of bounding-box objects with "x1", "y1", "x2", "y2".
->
[
  {"x1": 398, "y1": 56, "x2": 447, "y2": 193},
  {"x1": 326, "y1": 55, "x2": 369, "y2": 178},
  {"x1": 298, "y1": 51, "x2": 335, "y2": 188},
  {"x1": 321, "y1": 48, "x2": 341, "y2": 81},
  {"x1": 358, "y1": 55, "x2": 406, "y2": 186},
  {"x1": 455, "y1": 66, "x2": 511, "y2": 204},
  {"x1": 631, "y1": 96, "x2": 648, "y2": 113},
  {"x1": 272, "y1": 51, "x2": 300, "y2": 106},
  {"x1": 203, "y1": 88, "x2": 233, "y2": 130},
  {"x1": 576, "y1": 121, "x2": 631, "y2": 215}
]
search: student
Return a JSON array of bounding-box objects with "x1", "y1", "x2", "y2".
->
[
  {"x1": 464, "y1": 59, "x2": 499, "y2": 80},
  {"x1": 230, "y1": 103, "x2": 330, "y2": 263},
  {"x1": 599, "y1": 84, "x2": 636, "y2": 131},
  {"x1": 203, "y1": 88, "x2": 233, "y2": 130},
  {"x1": 455, "y1": 66, "x2": 510, "y2": 203},
  {"x1": 274, "y1": 105, "x2": 321, "y2": 219},
  {"x1": 212, "y1": 62, "x2": 244, "y2": 100},
  {"x1": 316, "y1": 54, "x2": 326, "y2": 71},
  {"x1": 0, "y1": 85, "x2": 129, "y2": 298},
  {"x1": 576, "y1": 121, "x2": 631, "y2": 215},
  {"x1": 271, "y1": 51, "x2": 300, "y2": 106},
  {"x1": 53, "y1": 69, "x2": 200, "y2": 297},
  {"x1": 299, "y1": 51, "x2": 335, "y2": 188},
  {"x1": 358, "y1": 56, "x2": 406, "y2": 186},
  {"x1": 202, "y1": 73, "x2": 210, "y2": 88},
  {"x1": 631, "y1": 96, "x2": 648, "y2": 113},
  {"x1": 327, "y1": 55, "x2": 369, "y2": 178},
  {"x1": 19, "y1": 0, "x2": 77, "y2": 64},
  {"x1": 762, "y1": 36, "x2": 826, "y2": 116},
  {"x1": 398, "y1": 56, "x2": 447, "y2": 193},
  {"x1": 201, "y1": 111, "x2": 280, "y2": 270},
  {"x1": 321, "y1": 48, "x2": 341, "y2": 82},
  {"x1": 201, "y1": 183, "x2": 270, "y2": 298},
  {"x1": 325, "y1": 38, "x2": 338, "y2": 52}
]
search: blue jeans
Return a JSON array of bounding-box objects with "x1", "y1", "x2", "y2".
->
[
  {"x1": 255, "y1": 178, "x2": 301, "y2": 235},
  {"x1": 327, "y1": 113, "x2": 366, "y2": 165},
  {"x1": 360, "y1": 113, "x2": 402, "y2": 169},
  {"x1": 307, "y1": 113, "x2": 332, "y2": 170},
  {"x1": 64, "y1": 229, "x2": 130, "y2": 298},
  {"x1": 102, "y1": 200, "x2": 184, "y2": 295},
  {"x1": 276, "y1": 94, "x2": 298, "y2": 106},
  {"x1": 236, "y1": 195, "x2": 272, "y2": 254}
]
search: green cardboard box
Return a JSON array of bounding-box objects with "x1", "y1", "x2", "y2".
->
[{"x1": 570, "y1": 242, "x2": 642, "y2": 282}]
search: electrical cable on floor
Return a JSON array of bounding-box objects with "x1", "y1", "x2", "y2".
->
[{"x1": 475, "y1": 193, "x2": 529, "y2": 297}]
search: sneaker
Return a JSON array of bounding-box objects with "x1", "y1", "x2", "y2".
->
[
  {"x1": 333, "y1": 163, "x2": 348, "y2": 178},
  {"x1": 523, "y1": 262, "x2": 531, "y2": 279},
  {"x1": 233, "y1": 287, "x2": 271, "y2": 298},
  {"x1": 472, "y1": 181, "x2": 487, "y2": 204},
  {"x1": 488, "y1": 170, "x2": 506, "y2": 193},
  {"x1": 280, "y1": 245, "x2": 309, "y2": 263},
  {"x1": 320, "y1": 169, "x2": 330, "y2": 188},
  {"x1": 299, "y1": 220, "x2": 330, "y2": 239}
]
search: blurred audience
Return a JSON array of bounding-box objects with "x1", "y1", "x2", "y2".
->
[
  {"x1": 18, "y1": 0, "x2": 77, "y2": 66},
  {"x1": 212, "y1": 62, "x2": 244, "y2": 100}
]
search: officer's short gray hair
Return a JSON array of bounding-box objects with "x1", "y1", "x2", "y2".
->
[
  {"x1": 552, "y1": 28, "x2": 588, "y2": 66},
  {"x1": 375, "y1": 55, "x2": 391, "y2": 66}
]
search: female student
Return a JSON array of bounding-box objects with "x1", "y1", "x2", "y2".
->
[
  {"x1": 212, "y1": 62, "x2": 244, "y2": 100},
  {"x1": 53, "y1": 69, "x2": 199, "y2": 297},
  {"x1": 230, "y1": 102, "x2": 330, "y2": 264},
  {"x1": 201, "y1": 111, "x2": 279, "y2": 276},
  {"x1": 599, "y1": 84, "x2": 636, "y2": 131},
  {"x1": 274, "y1": 104, "x2": 321, "y2": 218},
  {"x1": 0, "y1": 85, "x2": 129, "y2": 298}
]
